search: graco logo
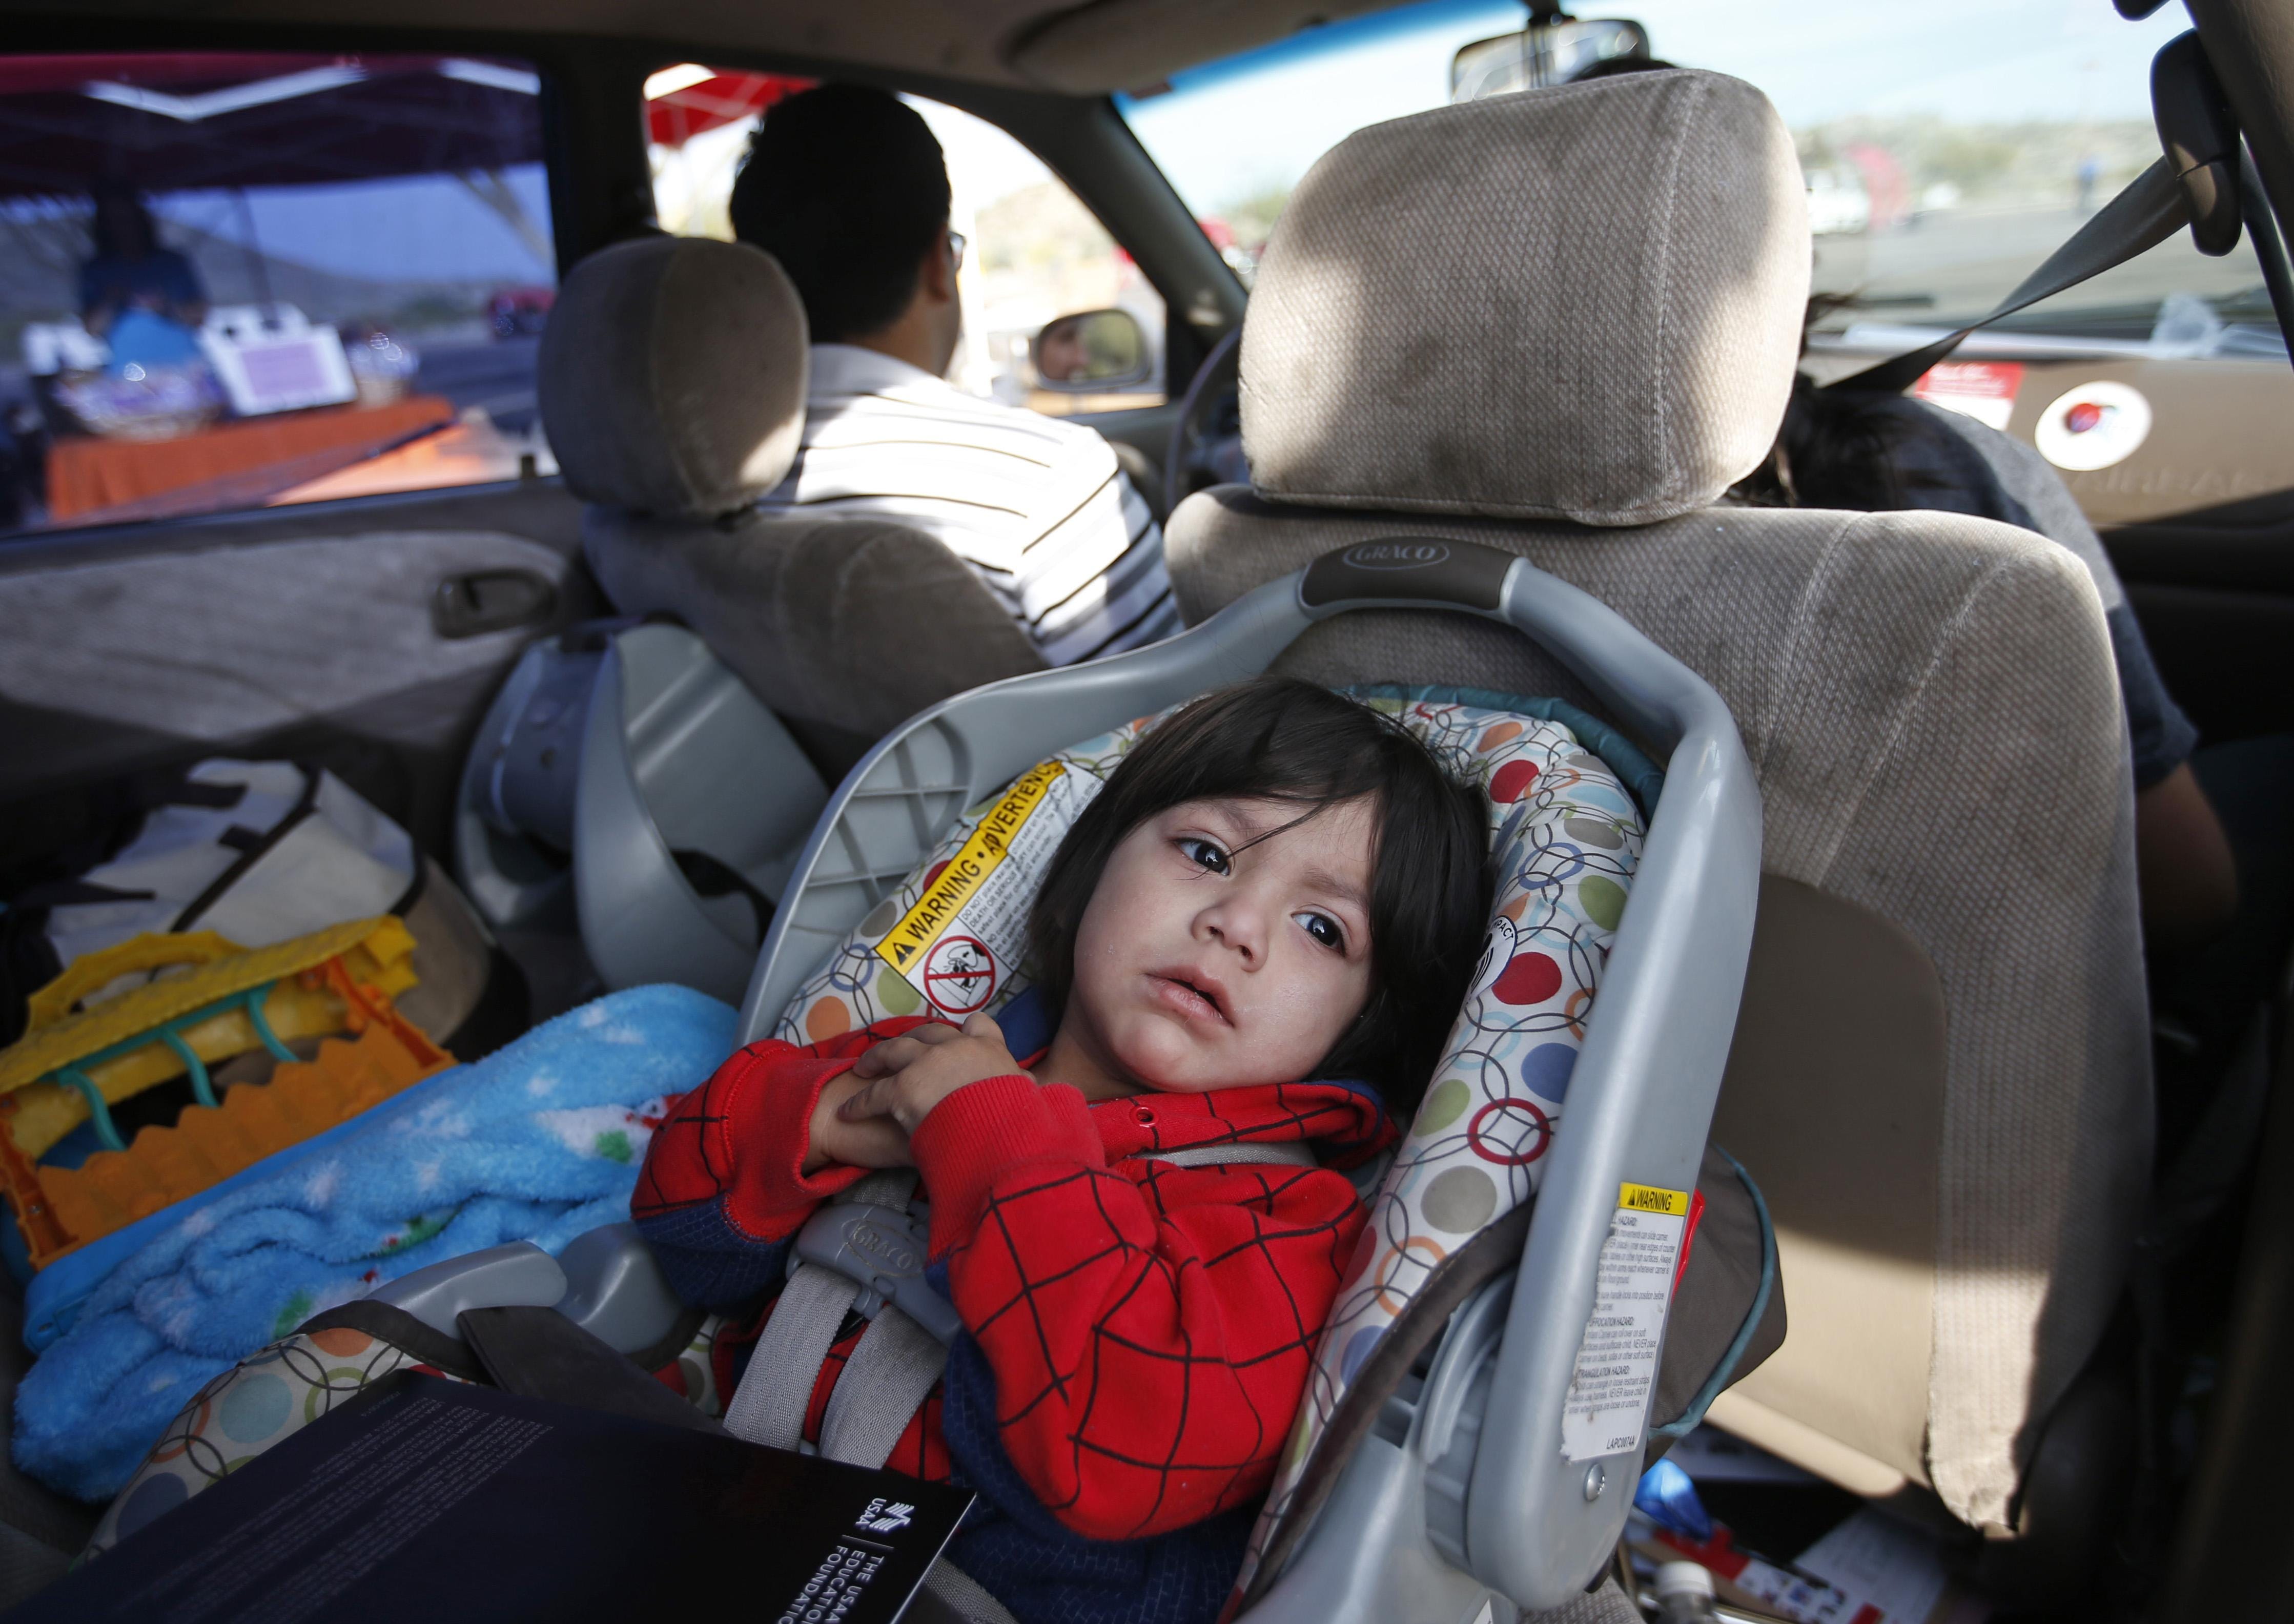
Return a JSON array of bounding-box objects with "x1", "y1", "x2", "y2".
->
[
  {"x1": 1343, "y1": 542, "x2": 1449, "y2": 570},
  {"x1": 848, "y1": 1222, "x2": 918, "y2": 1276}
]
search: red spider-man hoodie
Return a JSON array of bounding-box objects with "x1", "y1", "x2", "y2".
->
[{"x1": 631, "y1": 1014, "x2": 1396, "y2": 1624}]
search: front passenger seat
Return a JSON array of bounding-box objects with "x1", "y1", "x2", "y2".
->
[
  {"x1": 1168, "y1": 69, "x2": 2146, "y2": 1544},
  {"x1": 537, "y1": 235, "x2": 1046, "y2": 776}
]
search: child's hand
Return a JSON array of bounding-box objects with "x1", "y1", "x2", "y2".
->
[
  {"x1": 803, "y1": 1068, "x2": 916, "y2": 1174},
  {"x1": 839, "y1": 1014, "x2": 1024, "y2": 1134}
]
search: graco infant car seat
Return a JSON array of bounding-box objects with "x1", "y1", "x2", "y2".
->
[{"x1": 87, "y1": 536, "x2": 1777, "y2": 1624}]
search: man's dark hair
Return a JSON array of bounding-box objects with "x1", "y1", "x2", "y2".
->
[
  {"x1": 728, "y1": 84, "x2": 951, "y2": 343},
  {"x1": 1029, "y1": 677, "x2": 1492, "y2": 1116}
]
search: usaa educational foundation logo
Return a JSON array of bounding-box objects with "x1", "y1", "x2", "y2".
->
[{"x1": 855, "y1": 1497, "x2": 916, "y2": 1535}]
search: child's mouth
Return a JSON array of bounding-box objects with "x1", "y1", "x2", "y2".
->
[{"x1": 1148, "y1": 971, "x2": 1231, "y2": 1026}]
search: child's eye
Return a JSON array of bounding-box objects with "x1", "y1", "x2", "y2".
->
[
  {"x1": 1176, "y1": 837, "x2": 1231, "y2": 875},
  {"x1": 1294, "y1": 911, "x2": 1346, "y2": 952}
]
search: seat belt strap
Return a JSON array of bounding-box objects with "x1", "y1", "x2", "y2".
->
[
  {"x1": 1826, "y1": 157, "x2": 2191, "y2": 395},
  {"x1": 722, "y1": 1263, "x2": 861, "y2": 1451},
  {"x1": 721, "y1": 1167, "x2": 917, "y2": 1451},
  {"x1": 821, "y1": 1304, "x2": 950, "y2": 1468}
]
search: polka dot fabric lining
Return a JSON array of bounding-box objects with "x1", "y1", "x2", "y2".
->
[
  {"x1": 772, "y1": 691, "x2": 1646, "y2": 1584},
  {"x1": 82, "y1": 1323, "x2": 473, "y2": 1558}
]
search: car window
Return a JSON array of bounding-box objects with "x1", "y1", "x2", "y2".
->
[
  {"x1": 0, "y1": 52, "x2": 558, "y2": 538},
  {"x1": 1119, "y1": 0, "x2": 2282, "y2": 357},
  {"x1": 649, "y1": 69, "x2": 1168, "y2": 415}
]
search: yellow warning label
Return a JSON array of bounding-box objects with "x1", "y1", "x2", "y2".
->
[
  {"x1": 1616, "y1": 1182, "x2": 1691, "y2": 1218},
  {"x1": 873, "y1": 761, "x2": 1067, "y2": 973}
]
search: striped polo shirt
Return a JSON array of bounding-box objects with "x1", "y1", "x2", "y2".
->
[{"x1": 754, "y1": 343, "x2": 1181, "y2": 667}]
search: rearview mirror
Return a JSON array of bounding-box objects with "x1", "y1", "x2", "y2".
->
[
  {"x1": 1031, "y1": 309, "x2": 1150, "y2": 392},
  {"x1": 1450, "y1": 17, "x2": 1650, "y2": 102}
]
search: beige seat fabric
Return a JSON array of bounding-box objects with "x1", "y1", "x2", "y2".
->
[
  {"x1": 538, "y1": 236, "x2": 1044, "y2": 774},
  {"x1": 1165, "y1": 70, "x2": 2147, "y2": 1535}
]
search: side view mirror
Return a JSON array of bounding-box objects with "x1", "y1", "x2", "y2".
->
[
  {"x1": 1451, "y1": 17, "x2": 1650, "y2": 102},
  {"x1": 1030, "y1": 309, "x2": 1150, "y2": 392}
]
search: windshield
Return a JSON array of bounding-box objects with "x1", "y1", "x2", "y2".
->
[{"x1": 1120, "y1": 0, "x2": 2280, "y2": 355}]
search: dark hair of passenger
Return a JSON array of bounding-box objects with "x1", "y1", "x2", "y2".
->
[
  {"x1": 89, "y1": 184, "x2": 158, "y2": 259},
  {"x1": 727, "y1": 84, "x2": 951, "y2": 343},
  {"x1": 1028, "y1": 677, "x2": 1493, "y2": 1116},
  {"x1": 1729, "y1": 295, "x2": 1917, "y2": 510}
]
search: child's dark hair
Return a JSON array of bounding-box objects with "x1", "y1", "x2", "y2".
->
[{"x1": 1028, "y1": 677, "x2": 1492, "y2": 1115}]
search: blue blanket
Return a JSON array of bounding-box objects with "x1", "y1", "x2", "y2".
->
[{"x1": 14, "y1": 985, "x2": 735, "y2": 1502}]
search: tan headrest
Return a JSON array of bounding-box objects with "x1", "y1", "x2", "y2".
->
[
  {"x1": 1241, "y1": 70, "x2": 1809, "y2": 527},
  {"x1": 539, "y1": 236, "x2": 809, "y2": 520}
]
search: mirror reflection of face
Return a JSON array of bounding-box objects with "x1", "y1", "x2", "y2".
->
[
  {"x1": 1061, "y1": 795, "x2": 1378, "y2": 1095},
  {"x1": 1037, "y1": 318, "x2": 1092, "y2": 384}
]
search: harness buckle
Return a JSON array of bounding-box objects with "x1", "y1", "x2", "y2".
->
[{"x1": 791, "y1": 1200, "x2": 965, "y2": 1346}]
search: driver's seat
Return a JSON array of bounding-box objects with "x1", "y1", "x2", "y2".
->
[{"x1": 538, "y1": 235, "x2": 1044, "y2": 775}]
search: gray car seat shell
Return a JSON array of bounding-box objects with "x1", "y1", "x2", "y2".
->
[
  {"x1": 737, "y1": 542, "x2": 1761, "y2": 1615},
  {"x1": 1169, "y1": 68, "x2": 2146, "y2": 1538},
  {"x1": 537, "y1": 234, "x2": 1046, "y2": 778},
  {"x1": 455, "y1": 620, "x2": 831, "y2": 1003}
]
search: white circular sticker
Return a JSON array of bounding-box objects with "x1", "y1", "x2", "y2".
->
[{"x1": 2035, "y1": 380, "x2": 2153, "y2": 471}]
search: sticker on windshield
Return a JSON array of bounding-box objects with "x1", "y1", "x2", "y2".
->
[
  {"x1": 1913, "y1": 361, "x2": 2022, "y2": 431},
  {"x1": 2035, "y1": 379, "x2": 2152, "y2": 471},
  {"x1": 1560, "y1": 1182, "x2": 1691, "y2": 1463},
  {"x1": 873, "y1": 760, "x2": 1076, "y2": 1014}
]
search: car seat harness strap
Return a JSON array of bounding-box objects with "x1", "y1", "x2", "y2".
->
[
  {"x1": 720, "y1": 1171, "x2": 891, "y2": 1452},
  {"x1": 820, "y1": 1302, "x2": 948, "y2": 1468},
  {"x1": 722, "y1": 1141, "x2": 1326, "y2": 1461}
]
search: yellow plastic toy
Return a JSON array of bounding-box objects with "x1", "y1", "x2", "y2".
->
[{"x1": 0, "y1": 920, "x2": 453, "y2": 1268}]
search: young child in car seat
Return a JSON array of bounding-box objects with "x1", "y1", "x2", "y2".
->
[{"x1": 631, "y1": 677, "x2": 1490, "y2": 1624}]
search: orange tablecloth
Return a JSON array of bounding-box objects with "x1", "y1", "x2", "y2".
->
[{"x1": 46, "y1": 396, "x2": 457, "y2": 522}]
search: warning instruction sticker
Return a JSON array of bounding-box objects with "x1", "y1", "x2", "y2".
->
[
  {"x1": 1560, "y1": 1182, "x2": 1690, "y2": 1463},
  {"x1": 873, "y1": 761, "x2": 1077, "y2": 1017}
]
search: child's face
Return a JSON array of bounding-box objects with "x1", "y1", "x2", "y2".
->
[{"x1": 1062, "y1": 795, "x2": 1377, "y2": 1095}]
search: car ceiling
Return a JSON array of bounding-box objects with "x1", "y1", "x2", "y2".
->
[{"x1": 0, "y1": 0, "x2": 1411, "y2": 95}]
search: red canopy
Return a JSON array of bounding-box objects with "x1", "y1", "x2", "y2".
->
[
  {"x1": 0, "y1": 55, "x2": 356, "y2": 96},
  {"x1": 646, "y1": 71, "x2": 812, "y2": 150}
]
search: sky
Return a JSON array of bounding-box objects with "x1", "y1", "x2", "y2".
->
[{"x1": 1120, "y1": 0, "x2": 2199, "y2": 217}]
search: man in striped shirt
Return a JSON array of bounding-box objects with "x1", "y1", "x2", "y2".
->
[{"x1": 732, "y1": 85, "x2": 1180, "y2": 666}]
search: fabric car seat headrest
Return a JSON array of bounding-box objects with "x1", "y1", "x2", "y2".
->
[
  {"x1": 1240, "y1": 69, "x2": 1811, "y2": 527},
  {"x1": 538, "y1": 236, "x2": 810, "y2": 521}
]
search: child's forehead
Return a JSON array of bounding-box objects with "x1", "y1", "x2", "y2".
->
[{"x1": 1169, "y1": 795, "x2": 1379, "y2": 867}]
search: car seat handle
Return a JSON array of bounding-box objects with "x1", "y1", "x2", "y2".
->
[{"x1": 1297, "y1": 539, "x2": 1514, "y2": 615}]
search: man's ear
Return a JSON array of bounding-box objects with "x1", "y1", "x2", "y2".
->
[{"x1": 918, "y1": 227, "x2": 957, "y2": 305}]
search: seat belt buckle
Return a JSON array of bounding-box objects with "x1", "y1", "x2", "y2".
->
[{"x1": 790, "y1": 1200, "x2": 966, "y2": 1346}]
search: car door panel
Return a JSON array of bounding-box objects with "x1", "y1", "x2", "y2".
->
[
  {"x1": 0, "y1": 480, "x2": 595, "y2": 853},
  {"x1": 2106, "y1": 482, "x2": 2294, "y2": 748}
]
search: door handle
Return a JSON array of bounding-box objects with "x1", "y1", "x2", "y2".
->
[{"x1": 433, "y1": 569, "x2": 557, "y2": 639}]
